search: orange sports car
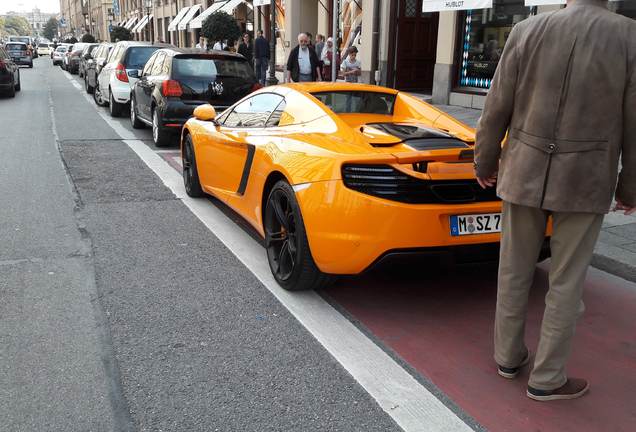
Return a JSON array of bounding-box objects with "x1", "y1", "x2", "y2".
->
[{"x1": 180, "y1": 83, "x2": 544, "y2": 290}]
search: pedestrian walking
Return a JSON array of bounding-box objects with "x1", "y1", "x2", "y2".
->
[
  {"x1": 286, "y1": 33, "x2": 321, "y2": 83},
  {"x1": 340, "y1": 46, "x2": 361, "y2": 83},
  {"x1": 315, "y1": 34, "x2": 325, "y2": 61},
  {"x1": 254, "y1": 30, "x2": 269, "y2": 85},
  {"x1": 320, "y1": 37, "x2": 340, "y2": 82},
  {"x1": 237, "y1": 33, "x2": 254, "y2": 67},
  {"x1": 474, "y1": 0, "x2": 635, "y2": 402}
]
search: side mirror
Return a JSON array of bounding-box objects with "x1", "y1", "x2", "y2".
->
[
  {"x1": 193, "y1": 104, "x2": 218, "y2": 123},
  {"x1": 128, "y1": 69, "x2": 139, "y2": 78}
]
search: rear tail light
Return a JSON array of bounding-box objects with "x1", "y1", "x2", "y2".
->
[
  {"x1": 115, "y1": 63, "x2": 129, "y2": 83},
  {"x1": 161, "y1": 80, "x2": 183, "y2": 97},
  {"x1": 251, "y1": 83, "x2": 263, "y2": 92}
]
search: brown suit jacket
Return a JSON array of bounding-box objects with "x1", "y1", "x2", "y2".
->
[{"x1": 475, "y1": 0, "x2": 636, "y2": 214}]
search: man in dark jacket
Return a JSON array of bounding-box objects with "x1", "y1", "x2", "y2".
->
[
  {"x1": 475, "y1": 0, "x2": 635, "y2": 402},
  {"x1": 254, "y1": 30, "x2": 269, "y2": 85},
  {"x1": 237, "y1": 33, "x2": 253, "y2": 68},
  {"x1": 286, "y1": 33, "x2": 321, "y2": 82}
]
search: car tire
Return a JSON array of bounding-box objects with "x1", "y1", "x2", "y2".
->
[
  {"x1": 15, "y1": 72, "x2": 21, "y2": 91},
  {"x1": 93, "y1": 83, "x2": 107, "y2": 106},
  {"x1": 130, "y1": 95, "x2": 144, "y2": 129},
  {"x1": 7, "y1": 80, "x2": 16, "y2": 98},
  {"x1": 152, "y1": 108, "x2": 170, "y2": 147},
  {"x1": 264, "y1": 180, "x2": 334, "y2": 291},
  {"x1": 79, "y1": 68, "x2": 83, "y2": 78},
  {"x1": 109, "y1": 90, "x2": 125, "y2": 117},
  {"x1": 85, "y1": 76, "x2": 94, "y2": 94},
  {"x1": 182, "y1": 134, "x2": 204, "y2": 197}
]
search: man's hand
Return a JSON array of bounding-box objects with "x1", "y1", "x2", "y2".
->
[
  {"x1": 476, "y1": 172, "x2": 498, "y2": 189},
  {"x1": 613, "y1": 200, "x2": 636, "y2": 215}
]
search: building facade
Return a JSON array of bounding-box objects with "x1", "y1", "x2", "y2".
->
[{"x1": 60, "y1": 0, "x2": 635, "y2": 107}]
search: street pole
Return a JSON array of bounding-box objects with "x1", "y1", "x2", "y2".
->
[
  {"x1": 266, "y1": 0, "x2": 278, "y2": 86},
  {"x1": 331, "y1": 0, "x2": 338, "y2": 82}
]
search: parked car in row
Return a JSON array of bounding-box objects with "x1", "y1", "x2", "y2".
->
[
  {"x1": 130, "y1": 48, "x2": 260, "y2": 146},
  {"x1": 63, "y1": 42, "x2": 89, "y2": 74},
  {"x1": 78, "y1": 43, "x2": 99, "y2": 79},
  {"x1": 37, "y1": 42, "x2": 52, "y2": 56},
  {"x1": 52, "y1": 45, "x2": 68, "y2": 65},
  {"x1": 4, "y1": 42, "x2": 33, "y2": 68},
  {"x1": 94, "y1": 41, "x2": 170, "y2": 117},
  {"x1": 0, "y1": 45, "x2": 21, "y2": 97},
  {"x1": 84, "y1": 42, "x2": 112, "y2": 94}
]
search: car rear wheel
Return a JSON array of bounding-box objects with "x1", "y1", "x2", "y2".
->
[
  {"x1": 152, "y1": 108, "x2": 170, "y2": 147},
  {"x1": 7, "y1": 80, "x2": 16, "y2": 98},
  {"x1": 85, "y1": 76, "x2": 93, "y2": 94},
  {"x1": 182, "y1": 134, "x2": 204, "y2": 197},
  {"x1": 264, "y1": 181, "x2": 334, "y2": 291},
  {"x1": 93, "y1": 83, "x2": 107, "y2": 106},
  {"x1": 15, "y1": 72, "x2": 21, "y2": 91},
  {"x1": 109, "y1": 90, "x2": 125, "y2": 117},
  {"x1": 130, "y1": 96, "x2": 144, "y2": 129}
]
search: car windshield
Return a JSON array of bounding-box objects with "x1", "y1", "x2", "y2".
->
[
  {"x1": 10, "y1": 37, "x2": 30, "y2": 44},
  {"x1": 173, "y1": 56, "x2": 255, "y2": 80},
  {"x1": 6, "y1": 44, "x2": 26, "y2": 52},
  {"x1": 311, "y1": 91, "x2": 396, "y2": 115},
  {"x1": 125, "y1": 46, "x2": 161, "y2": 70},
  {"x1": 56, "y1": 47, "x2": 67, "y2": 52}
]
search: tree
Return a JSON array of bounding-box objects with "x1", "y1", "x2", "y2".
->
[
  {"x1": 201, "y1": 11, "x2": 241, "y2": 48},
  {"x1": 3, "y1": 16, "x2": 32, "y2": 36},
  {"x1": 64, "y1": 36, "x2": 78, "y2": 43},
  {"x1": 110, "y1": 26, "x2": 132, "y2": 42},
  {"x1": 43, "y1": 18, "x2": 58, "y2": 41},
  {"x1": 81, "y1": 33, "x2": 96, "y2": 43}
]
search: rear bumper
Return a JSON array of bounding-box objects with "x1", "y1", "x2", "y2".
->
[
  {"x1": 11, "y1": 58, "x2": 32, "y2": 66},
  {"x1": 159, "y1": 100, "x2": 229, "y2": 128}
]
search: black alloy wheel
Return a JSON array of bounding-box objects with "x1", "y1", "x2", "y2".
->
[
  {"x1": 130, "y1": 95, "x2": 144, "y2": 129},
  {"x1": 152, "y1": 108, "x2": 170, "y2": 147},
  {"x1": 182, "y1": 135, "x2": 204, "y2": 197},
  {"x1": 85, "y1": 76, "x2": 93, "y2": 94},
  {"x1": 264, "y1": 181, "x2": 334, "y2": 291}
]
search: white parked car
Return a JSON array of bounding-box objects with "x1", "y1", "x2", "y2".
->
[
  {"x1": 37, "y1": 43, "x2": 52, "y2": 56},
  {"x1": 94, "y1": 41, "x2": 169, "y2": 117},
  {"x1": 52, "y1": 45, "x2": 68, "y2": 65}
]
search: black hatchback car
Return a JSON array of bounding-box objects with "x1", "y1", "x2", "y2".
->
[
  {"x1": 0, "y1": 45, "x2": 21, "y2": 97},
  {"x1": 4, "y1": 43, "x2": 33, "y2": 68},
  {"x1": 130, "y1": 48, "x2": 260, "y2": 146}
]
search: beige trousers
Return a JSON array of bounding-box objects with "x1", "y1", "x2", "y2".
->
[{"x1": 494, "y1": 201, "x2": 603, "y2": 390}]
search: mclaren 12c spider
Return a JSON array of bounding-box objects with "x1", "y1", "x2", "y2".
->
[{"x1": 181, "y1": 83, "x2": 508, "y2": 291}]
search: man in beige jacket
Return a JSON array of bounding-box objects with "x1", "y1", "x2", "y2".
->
[{"x1": 474, "y1": 0, "x2": 635, "y2": 401}]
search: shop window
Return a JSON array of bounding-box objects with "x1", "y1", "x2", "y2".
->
[{"x1": 457, "y1": 0, "x2": 530, "y2": 90}]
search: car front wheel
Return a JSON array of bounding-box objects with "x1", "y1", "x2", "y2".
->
[{"x1": 264, "y1": 180, "x2": 334, "y2": 291}]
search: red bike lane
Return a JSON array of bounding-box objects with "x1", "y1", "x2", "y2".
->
[{"x1": 324, "y1": 260, "x2": 636, "y2": 432}]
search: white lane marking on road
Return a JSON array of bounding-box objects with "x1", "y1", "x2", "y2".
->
[{"x1": 63, "y1": 72, "x2": 473, "y2": 432}]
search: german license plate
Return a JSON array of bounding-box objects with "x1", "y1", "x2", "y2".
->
[{"x1": 450, "y1": 213, "x2": 502, "y2": 236}]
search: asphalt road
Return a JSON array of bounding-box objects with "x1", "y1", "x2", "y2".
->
[{"x1": 0, "y1": 59, "x2": 402, "y2": 431}]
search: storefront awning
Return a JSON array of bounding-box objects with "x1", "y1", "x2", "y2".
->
[
  {"x1": 423, "y1": 0, "x2": 492, "y2": 12},
  {"x1": 133, "y1": 14, "x2": 153, "y2": 34},
  {"x1": 168, "y1": 6, "x2": 193, "y2": 32},
  {"x1": 189, "y1": 0, "x2": 250, "y2": 30},
  {"x1": 124, "y1": 17, "x2": 138, "y2": 30},
  {"x1": 178, "y1": 4, "x2": 202, "y2": 31}
]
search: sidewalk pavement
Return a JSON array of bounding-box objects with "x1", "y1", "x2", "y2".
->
[{"x1": 431, "y1": 103, "x2": 636, "y2": 283}]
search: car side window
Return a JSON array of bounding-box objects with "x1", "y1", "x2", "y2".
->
[
  {"x1": 142, "y1": 54, "x2": 156, "y2": 76},
  {"x1": 106, "y1": 46, "x2": 118, "y2": 63},
  {"x1": 266, "y1": 99, "x2": 287, "y2": 127},
  {"x1": 223, "y1": 93, "x2": 284, "y2": 128},
  {"x1": 150, "y1": 52, "x2": 166, "y2": 76}
]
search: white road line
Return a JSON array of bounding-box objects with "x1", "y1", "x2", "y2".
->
[{"x1": 62, "y1": 72, "x2": 472, "y2": 432}]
